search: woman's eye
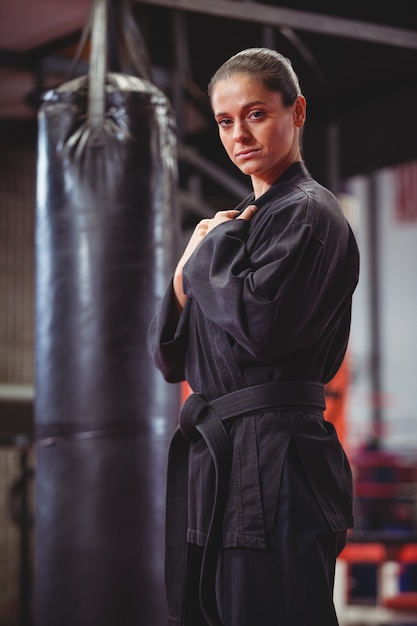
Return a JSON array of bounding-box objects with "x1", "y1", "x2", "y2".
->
[
  {"x1": 218, "y1": 118, "x2": 232, "y2": 127},
  {"x1": 250, "y1": 110, "x2": 264, "y2": 120}
]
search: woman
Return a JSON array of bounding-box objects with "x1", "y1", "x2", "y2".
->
[{"x1": 148, "y1": 48, "x2": 359, "y2": 626}]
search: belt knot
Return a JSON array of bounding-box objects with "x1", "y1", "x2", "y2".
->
[{"x1": 179, "y1": 393, "x2": 209, "y2": 442}]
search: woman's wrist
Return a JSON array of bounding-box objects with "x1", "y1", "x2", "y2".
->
[{"x1": 173, "y1": 268, "x2": 187, "y2": 312}]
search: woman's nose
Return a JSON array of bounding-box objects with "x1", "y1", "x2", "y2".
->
[{"x1": 233, "y1": 121, "x2": 250, "y2": 143}]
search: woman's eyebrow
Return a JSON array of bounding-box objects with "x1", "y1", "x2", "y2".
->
[{"x1": 214, "y1": 100, "x2": 267, "y2": 118}]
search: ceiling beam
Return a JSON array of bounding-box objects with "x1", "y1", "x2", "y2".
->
[
  {"x1": 136, "y1": 0, "x2": 417, "y2": 50},
  {"x1": 179, "y1": 143, "x2": 251, "y2": 198}
]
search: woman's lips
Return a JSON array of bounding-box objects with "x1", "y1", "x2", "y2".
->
[{"x1": 236, "y1": 149, "x2": 259, "y2": 160}]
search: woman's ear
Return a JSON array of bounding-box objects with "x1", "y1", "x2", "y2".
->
[{"x1": 294, "y1": 95, "x2": 306, "y2": 127}]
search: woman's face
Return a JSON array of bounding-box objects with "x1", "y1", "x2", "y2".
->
[{"x1": 211, "y1": 72, "x2": 306, "y2": 195}]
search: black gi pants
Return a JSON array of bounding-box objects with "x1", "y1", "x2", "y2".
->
[{"x1": 184, "y1": 440, "x2": 346, "y2": 626}]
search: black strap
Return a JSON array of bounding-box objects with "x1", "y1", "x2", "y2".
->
[{"x1": 165, "y1": 381, "x2": 325, "y2": 625}]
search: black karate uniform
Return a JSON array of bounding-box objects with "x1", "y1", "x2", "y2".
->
[{"x1": 148, "y1": 161, "x2": 360, "y2": 626}]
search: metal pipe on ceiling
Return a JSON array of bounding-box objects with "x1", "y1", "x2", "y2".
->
[{"x1": 135, "y1": 0, "x2": 417, "y2": 50}]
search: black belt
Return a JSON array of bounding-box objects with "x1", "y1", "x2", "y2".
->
[{"x1": 165, "y1": 381, "x2": 325, "y2": 626}]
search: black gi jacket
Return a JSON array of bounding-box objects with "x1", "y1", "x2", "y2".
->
[{"x1": 148, "y1": 161, "x2": 359, "y2": 550}]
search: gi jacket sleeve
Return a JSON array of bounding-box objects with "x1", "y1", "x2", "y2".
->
[
  {"x1": 147, "y1": 278, "x2": 189, "y2": 382},
  {"x1": 182, "y1": 210, "x2": 357, "y2": 362}
]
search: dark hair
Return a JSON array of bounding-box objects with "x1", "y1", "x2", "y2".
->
[{"x1": 208, "y1": 47, "x2": 302, "y2": 107}]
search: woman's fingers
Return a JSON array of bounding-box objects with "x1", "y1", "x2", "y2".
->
[
  {"x1": 206, "y1": 209, "x2": 239, "y2": 233},
  {"x1": 235, "y1": 204, "x2": 258, "y2": 221}
]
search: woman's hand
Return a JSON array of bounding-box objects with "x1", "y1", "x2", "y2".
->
[
  {"x1": 206, "y1": 204, "x2": 258, "y2": 233},
  {"x1": 173, "y1": 205, "x2": 257, "y2": 310},
  {"x1": 173, "y1": 219, "x2": 210, "y2": 310},
  {"x1": 235, "y1": 204, "x2": 258, "y2": 222}
]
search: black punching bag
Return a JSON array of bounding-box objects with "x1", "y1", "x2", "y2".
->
[{"x1": 34, "y1": 1, "x2": 181, "y2": 624}]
